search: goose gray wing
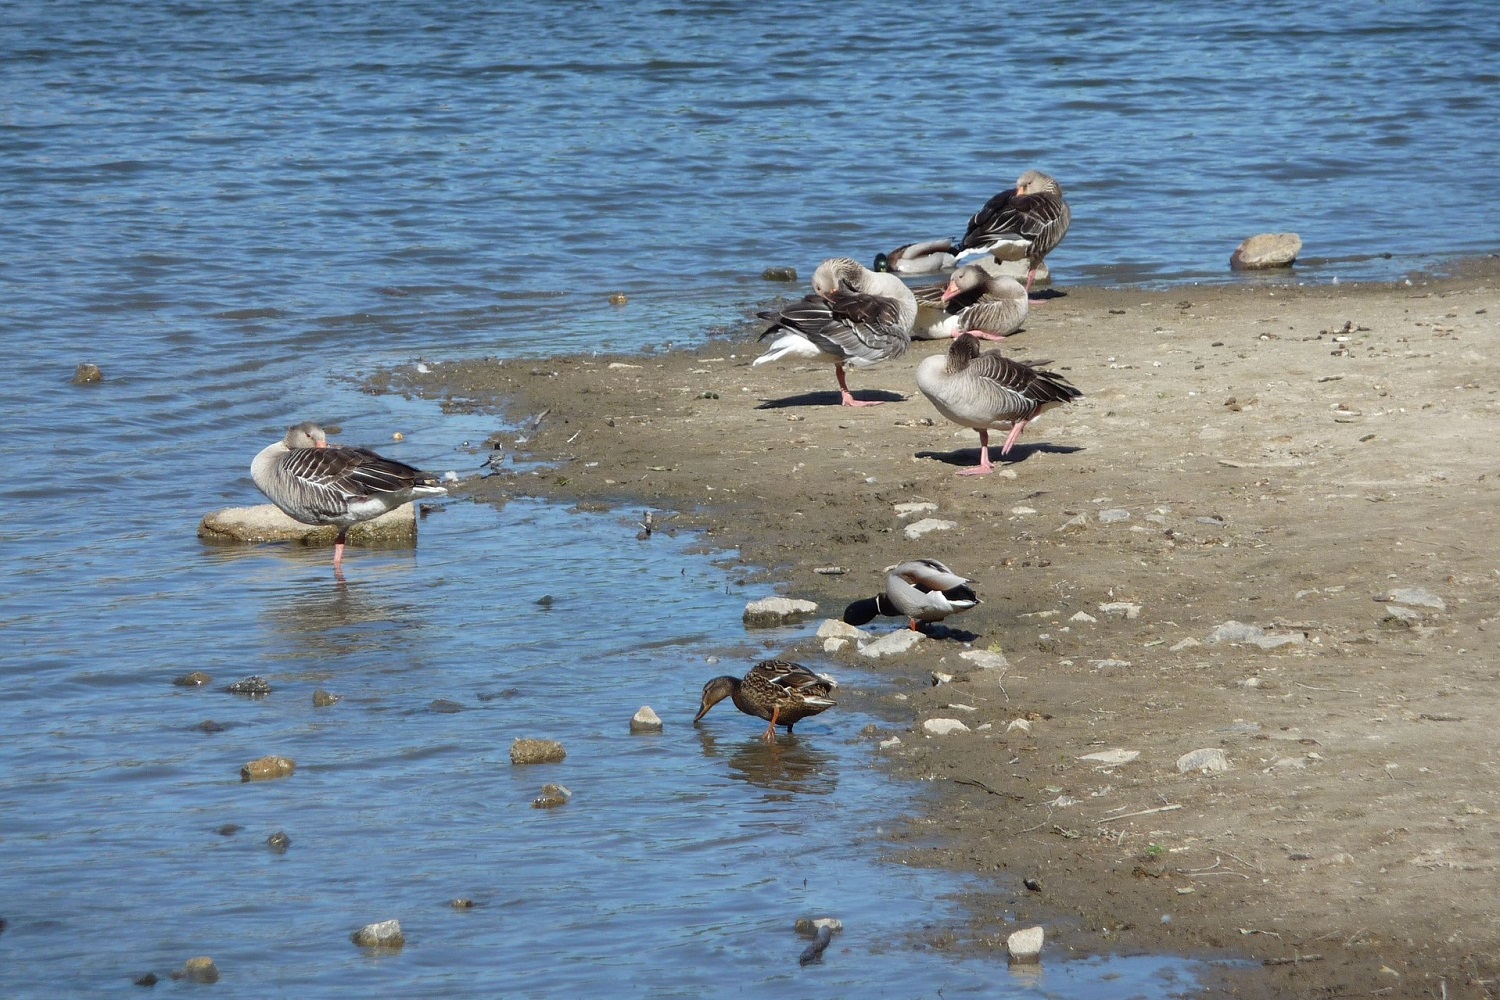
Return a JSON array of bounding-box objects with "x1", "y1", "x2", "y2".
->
[
  {"x1": 966, "y1": 353, "x2": 1082, "y2": 408},
  {"x1": 956, "y1": 295, "x2": 1028, "y2": 338},
  {"x1": 279, "y1": 446, "x2": 435, "y2": 514},
  {"x1": 960, "y1": 190, "x2": 1070, "y2": 262}
]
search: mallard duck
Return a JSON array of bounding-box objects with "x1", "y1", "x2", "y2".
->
[
  {"x1": 753, "y1": 257, "x2": 916, "y2": 407},
  {"x1": 916, "y1": 334, "x2": 1082, "y2": 475},
  {"x1": 872, "y1": 237, "x2": 957, "y2": 275},
  {"x1": 694, "y1": 659, "x2": 838, "y2": 741},
  {"x1": 843, "y1": 560, "x2": 980, "y2": 632},
  {"x1": 911, "y1": 264, "x2": 1028, "y2": 341},
  {"x1": 251, "y1": 422, "x2": 448, "y2": 577},
  {"x1": 956, "y1": 170, "x2": 1071, "y2": 295}
]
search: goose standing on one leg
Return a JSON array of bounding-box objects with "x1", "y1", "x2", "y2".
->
[
  {"x1": 843, "y1": 559, "x2": 980, "y2": 632},
  {"x1": 916, "y1": 334, "x2": 1082, "y2": 475},
  {"x1": 693, "y1": 659, "x2": 838, "y2": 741},
  {"x1": 250, "y1": 421, "x2": 449, "y2": 578},
  {"x1": 753, "y1": 257, "x2": 916, "y2": 407},
  {"x1": 912, "y1": 263, "x2": 1029, "y2": 341},
  {"x1": 955, "y1": 170, "x2": 1071, "y2": 296}
]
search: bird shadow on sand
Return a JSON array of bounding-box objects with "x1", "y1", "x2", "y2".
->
[
  {"x1": 919, "y1": 623, "x2": 981, "y2": 642},
  {"x1": 916, "y1": 442, "x2": 1084, "y2": 468},
  {"x1": 755, "y1": 389, "x2": 908, "y2": 409},
  {"x1": 1028, "y1": 288, "x2": 1068, "y2": 303}
]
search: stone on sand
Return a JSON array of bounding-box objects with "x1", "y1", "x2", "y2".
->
[
  {"x1": 1384, "y1": 587, "x2": 1445, "y2": 610},
  {"x1": 1177, "y1": 748, "x2": 1231, "y2": 774},
  {"x1": 858, "y1": 630, "x2": 924, "y2": 658},
  {"x1": 510, "y1": 738, "x2": 567, "y2": 765},
  {"x1": 1206, "y1": 620, "x2": 1305, "y2": 649},
  {"x1": 1230, "y1": 233, "x2": 1301, "y2": 269},
  {"x1": 816, "y1": 619, "x2": 870, "y2": 640},
  {"x1": 197, "y1": 503, "x2": 417, "y2": 548},
  {"x1": 903, "y1": 517, "x2": 955, "y2": 541},
  {"x1": 742, "y1": 596, "x2": 818, "y2": 628},
  {"x1": 923, "y1": 718, "x2": 971, "y2": 736}
]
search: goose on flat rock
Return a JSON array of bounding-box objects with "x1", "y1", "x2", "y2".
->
[
  {"x1": 843, "y1": 559, "x2": 980, "y2": 632},
  {"x1": 916, "y1": 334, "x2": 1082, "y2": 475},
  {"x1": 250, "y1": 421, "x2": 448, "y2": 577},
  {"x1": 693, "y1": 659, "x2": 837, "y2": 741},
  {"x1": 753, "y1": 257, "x2": 916, "y2": 407},
  {"x1": 955, "y1": 170, "x2": 1071, "y2": 295},
  {"x1": 912, "y1": 264, "x2": 1028, "y2": 341},
  {"x1": 872, "y1": 237, "x2": 957, "y2": 275}
]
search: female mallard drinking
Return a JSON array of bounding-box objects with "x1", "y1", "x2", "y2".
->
[{"x1": 693, "y1": 659, "x2": 837, "y2": 741}]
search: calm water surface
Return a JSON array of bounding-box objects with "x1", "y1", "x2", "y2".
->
[{"x1": 3, "y1": 1, "x2": 1497, "y2": 995}]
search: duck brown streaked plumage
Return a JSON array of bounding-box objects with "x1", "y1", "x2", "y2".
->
[
  {"x1": 872, "y1": 237, "x2": 957, "y2": 275},
  {"x1": 843, "y1": 560, "x2": 980, "y2": 632},
  {"x1": 752, "y1": 257, "x2": 916, "y2": 407},
  {"x1": 693, "y1": 659, "x2": 838, "y2": 741},
  {"x1": 250, "y1": 421, "x2": 449, "y2": 577},
  {"x1": 956, "y1": 170, "x2": 1071, "y2": 296},
  {"x1": 911, "y1": 263, "x2": 1029, "y2": 341},
  {"x1": 916, "y1": 334, "x2": 1082, "y2": 475}
]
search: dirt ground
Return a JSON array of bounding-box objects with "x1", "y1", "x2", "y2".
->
[{"x1": 379, "y1": 260, "x2": 1500, "y2": 998}]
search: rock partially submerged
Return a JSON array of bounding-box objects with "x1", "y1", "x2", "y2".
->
[
  {"x1": 197, "y1": 503, "x2": 417, "y2": 548},
  {"x1": 510, "y1": 738, "x2": 567, "y2": 765},
  {"x1": 630, "y1": 706, "x2": 663, "y2": 734},
  {"x1": 743, "y1": 596, "x2": 818, "y2": 629},
  {"x1": 351, "y1": 919, "x2": 405, "y2": 949},
  {"x1": 1230, "y1": 233, "x2": 1301, "y2": 270},
  {"x1": 1007, "y1": 925, "x2": 1045, "y2": 964},
  {"x1": 240, "y1": 755, "x2": 296, "y2": 781},
  {"x1": 532, "y1": 783, "x2": 572, "y2": 809},
  {"x1": 174, "y1": 957, "x2": 219, "y2": 983},
  {"x1": 72, "y1": 363, "x2": 104, "y2": 385}
]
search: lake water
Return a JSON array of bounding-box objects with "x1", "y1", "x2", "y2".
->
[{"x1": 3, "y1": 1, "x2": 1497, "y2": 995}]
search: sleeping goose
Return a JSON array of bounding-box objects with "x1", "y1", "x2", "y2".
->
[
  {"x1": 753, "y1": 257, "x2": 917, "y2": 407},
  {"x1": 955, "y1": 170, "x2": 1071, "y2": 295},
  {"x1": 916, "y1": 334, "x2": 1082, "y2": 475},
  {"x1": 911, "y1": 264, "x2": 1028, "y2": 341},
  {"x1": 843, "y1": 559, "x2": 980, "y2": 632},
  {"x1": 872, "y1": 237, "x2": 957, "y2": 275},
  {"x1": 693, "y1": 659, "x2": 838, "y2": 741},
  {"x1": 251, "y1": 421, "x2": 449, "y2": 577}
]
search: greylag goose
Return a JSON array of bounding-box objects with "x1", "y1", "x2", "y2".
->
[
  {"x1": 955, "y1": 170, "x2": 1071, "y2": 295},
  {"x1": 694, "y1": 659, "x2": 838, "y2": 741},
  {"x1": 872, "y1": 237, "x2": 957, "y2": 275},
  {"x1": 753, "y1": 257, "x2": 916, "y2": 407},
  {"x1": 843, "y1": 560, "x2": 980, "y2": 632},
  {"x1": 916, "y1": 334, "x2": 1082, "y2": 475},
  {"x1": 911, "y1": 264, "x2": 1028, "y2": 341},
  {"x1": 251, "y1": 421, "x2": 448, "y2": 576}
]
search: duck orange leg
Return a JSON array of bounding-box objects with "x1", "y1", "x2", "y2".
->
[{"x1": 763, "y1": 705, "x2": 781, "y2": 742}]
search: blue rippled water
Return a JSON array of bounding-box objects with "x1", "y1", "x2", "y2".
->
[{"x1": 2, "y1": 1, "x2": 1497, "y2": 995}]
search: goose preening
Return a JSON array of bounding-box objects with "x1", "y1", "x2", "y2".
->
[
  {"x1": 916, "y1": 334, "x2": 1082, "y2": 475},
  {"x1": 693, "y1": 659, "x2": 838, "y2": 741},
  {"x1": 872, "y1": 237, "x2": 957, "y2": 275},
  {"x1": 753, "y1": 257, "x2": 916, "y2": 407},
  {"x1": 911, "y1": 263, "x2": 1029, "y2": 341},
  {"x1": 843, "y1": 559, "x2": 980, "y2": 632},
  {"x1": 955, "y1": 170, "x2": 1071, "y2": 295},
  {"x1": 251, "y1": 421, "x2": 449, "y2": 576}
]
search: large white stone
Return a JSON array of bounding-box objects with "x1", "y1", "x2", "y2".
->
[
  {"x1": 922, "y1": 718, "x2": 971, "y2": 736},
  {"x1": 198, "y1": 503, "x2": 417, "y2": 547},
  {"x1": 743, "y1": 596, "x2": 818, "y2": 628},
  {"x1": 1230, "y1": 233, "x2": 1301, "y2": 269},
  {"x1": 1006, "y1": 925, "x2": 1045, "y2": 963},
  {"x1": 858, "y1": 630, "x2": 925, "y2": 658}
]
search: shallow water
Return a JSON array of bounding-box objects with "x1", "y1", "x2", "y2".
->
[{"x1": 3, "y1": 1, "x2": 1496, "y2": 994}]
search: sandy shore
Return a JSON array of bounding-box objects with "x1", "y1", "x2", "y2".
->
[{"x1": 380, "y1": 260, "x2": 1500, "y2": 997}]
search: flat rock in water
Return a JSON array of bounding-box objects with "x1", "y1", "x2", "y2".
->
[
  {"x1": 761, "y1": 266, "x2": 798, "y2": 282},
  {"x1": 510, "y1": 738, "x2": 567, "y2": 765},
  {"x1": 351, "y1": 919, "x2": 405, "y2": 949},
  {"x1": 1177, "y1": 748, "x2": 1231, "y2": 774},
  {"x1": 197, "y1": 503, "x2": 417, "y2": 548},
  {"x1": 532, "y1": 783, "x2": 573, "y2": 808},
  {"x1": 1384, "y1": 587, "x2": 1445, "y2": 610},
  {"x1": 923, "y1": 718, "x2": 971, "y2": 736},
  {"x1": 1230, "y1": 232, "x2": 1301, "y2": 270},
  {"x1": 228, "y1": 675, "x2": 271, "y2": 696},
  {"x1": 174, "y1": 671, "x2": 212, "y2": 687},
  {"x1": 742, "y1": 596, "x2": 818, "y2": 628},
  {"x1": 630, "y1": 705, "x2": 663, "y2": 733},
  {"x1": 858, "y1": 630, "x2": 924, "y2": 658},
  {"x1": 1007, "y1": 926, "x2": 1045, "y2": 964},
  {"x1": 240, "y1": 755, "x2": 296, "y2": 781}
]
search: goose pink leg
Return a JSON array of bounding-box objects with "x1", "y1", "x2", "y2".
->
[
  {"x1": 956, "y1": 429, "x2": 994, "y2": 476},
  {"x1": 836, "y1": 364, "x2": 883, "y2": 407}
]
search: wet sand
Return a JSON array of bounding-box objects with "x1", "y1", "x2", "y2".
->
[{"x1": 380, "y1": 260, "x2": 1500, "y2": 997}]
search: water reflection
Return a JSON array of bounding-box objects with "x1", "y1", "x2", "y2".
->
[
  {"x1": 698, "y1": 729, "x2": 839, "y2": 798},
  {"x1": 261, "y1": 575, "x2": 426, "y2": 662}
]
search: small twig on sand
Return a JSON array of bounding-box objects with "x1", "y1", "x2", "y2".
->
[
  {"x1": 1100, "y1": 803, "x2": 1182, "y2": 822},
  {"x1": 1262, "y1": 953, "x2": 1323, "y2": 967}
]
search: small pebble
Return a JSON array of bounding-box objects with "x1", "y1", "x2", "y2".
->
[
  {"x1": 133, "y1": 972, "x2": 159, "y2": 987},
  {"x1": 609, "y1": 292, "x2": 628, "y2": 306},
  {"x1": 196, "y1": 720, "x2": 225, "y2": 734},
  {"x1": 216, "y1": 824, "x2": 242, "y2": 837},
  {"x1": 451, "y1": 898, "x2": 476, "y2": 909}
]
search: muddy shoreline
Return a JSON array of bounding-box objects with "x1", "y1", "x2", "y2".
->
[{"x1": 378, "y1": 261, "x2": 1500, "y2": 998}]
